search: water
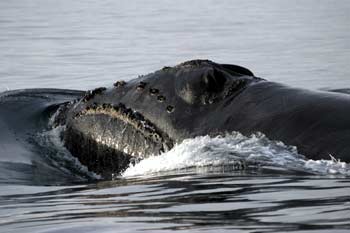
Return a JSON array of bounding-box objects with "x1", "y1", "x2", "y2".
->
[
  {"x1": 1, "y1": 0, "x2": 350, "y2": 91},
  {"x1": 1, "y1": 0, "x2": 350, "y2": 232},
  {"x1": 1, "y1": 175, "x2": 349, "y2": 233}
]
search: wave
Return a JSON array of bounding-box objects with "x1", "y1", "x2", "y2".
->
[
  {"x1": 0, "y1": 88, "x2": 93, "y2": 185},
  {"x1": 36, "y1": 126, "x2": 102, "y2": 180},
  {"x1": 123, "y1": 132, "x2": 350, "y2": 177}
]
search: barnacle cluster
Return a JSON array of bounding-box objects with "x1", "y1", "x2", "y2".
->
[
  {"x1": 137, "y1": 81, "x2": 147, "y2": 90},
  {"x1": 113, "y1": 80, "x2": 126, "y2": 88},
  {"x1": 74, "y1": 102, "x2": 173, "y2": 147},
  {"x1": 82, "y1": 87, "x2": 107, "y2": 102}
]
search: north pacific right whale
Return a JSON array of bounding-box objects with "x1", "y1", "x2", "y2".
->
[{"x1": 47, "y1": 59, "x2": 350, "y2": 177}]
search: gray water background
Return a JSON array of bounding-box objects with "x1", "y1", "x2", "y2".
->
[
  {"x1": 1, "y1": 0, "x2": 350, "y2": 91},
  {"x1": 0, "y1": 0, "x2": 350, "y2": 232}
]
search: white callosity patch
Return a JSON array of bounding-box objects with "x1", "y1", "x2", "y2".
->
[{"x1": 123, "y1": 132, "x2": 350, "y2": 177}]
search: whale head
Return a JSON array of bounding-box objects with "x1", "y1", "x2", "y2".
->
[{"x1": 61, "y1": 60, "x2": 262, "y2": 177}]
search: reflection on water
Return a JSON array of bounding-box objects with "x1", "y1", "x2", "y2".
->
[{"x1": 1, "y1": 174, "x2": 350, "y2": 233}]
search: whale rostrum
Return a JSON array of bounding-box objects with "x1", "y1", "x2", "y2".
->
[{"x1": 54, "y1": 60, "x2": 350, "y2": 178}]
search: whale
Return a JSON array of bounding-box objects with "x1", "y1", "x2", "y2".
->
[
  {"x1": 2, "y1": 60, "x2": 349, "y2": 178},
  {"x1": 44, "y1": 59, "x2": 349, "y2": 177}
]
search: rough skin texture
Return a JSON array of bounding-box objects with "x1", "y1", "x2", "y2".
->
[
  {"x1": 59, "y1": 60, "x2": 258, "y2": 177},
  {"x1": 56, "y1": 59, "x2": 350, "y2": 178}
]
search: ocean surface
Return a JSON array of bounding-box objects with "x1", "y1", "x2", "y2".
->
[{"x1": 0, "y1": 0, "x2": 350, "y2": 232}]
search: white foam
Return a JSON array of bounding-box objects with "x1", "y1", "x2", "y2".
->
[{"x1": 122, "y1": 132, "x2": 350, "y2": 177}]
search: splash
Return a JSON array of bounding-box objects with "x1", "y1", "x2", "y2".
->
[
  {"x1": 122, "y1": 132, "x2": 350, "y2": 177},
  {"x1": 36, "y1": 126, "x2": 102, "y2": 180}
]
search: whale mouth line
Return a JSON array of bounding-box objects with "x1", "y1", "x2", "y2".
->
[{"x1": 73, "y1": 102, "x2": 174, "y2": 153}]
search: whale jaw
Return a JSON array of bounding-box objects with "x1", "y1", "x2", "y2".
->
[{"x1": 63, "y1": 102, "x2": 174, "y2": 178}]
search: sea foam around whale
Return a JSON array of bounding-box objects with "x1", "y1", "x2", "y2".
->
[
  {"x1": 40, "y1": 124, "x2": 350, "y2": 179},
  {"x1": 122, "y1": 132, "x2": 350, "y2": 178}
]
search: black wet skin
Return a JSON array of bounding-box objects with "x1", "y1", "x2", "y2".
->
[{"x1": 60, "y1": 60, "x2": 350, "y2": 177}]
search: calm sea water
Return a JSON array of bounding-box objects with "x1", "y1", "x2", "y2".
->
[
  {"x1": 0, "y1": 0, "x2": 350, "y2": 232},
  {"x1": 1, "y1": 0, "x2": 350, "y2": 91}
]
